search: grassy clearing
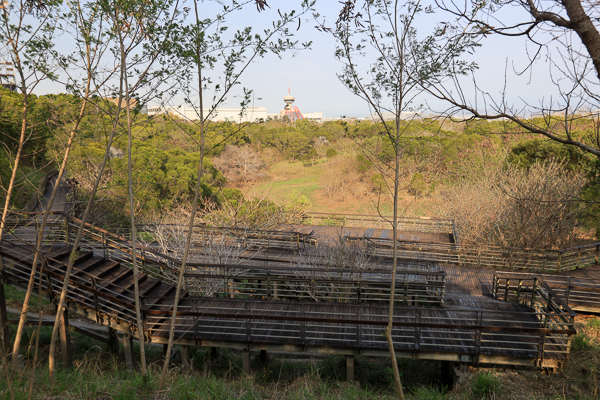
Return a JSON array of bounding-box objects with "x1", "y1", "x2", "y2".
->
[{"x1": 254, "y1": 160, "x2": 324, "y2": 208}]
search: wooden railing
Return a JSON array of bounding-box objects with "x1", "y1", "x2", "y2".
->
[
  {"x1": 4, "y1": 212, "x2": 599, "y2": 275},
  {"x1": 0, "y1": 245, "x2": 576, "y2": 367},
  {"x1": 494, "y1": 271, "x2": 600, "y2": 313},
  {"x1": 2, "y1": 212, "x2": 445, "y2": 306},
  {"x1": 492, "y1": 273, "x2": 576, "y2": 364},
  {"x1": 303, "y1": 212, "x2": 456, "y2": 234},
  {"x1": 184, "y1": 263, "x2": 446, "y2": 306},
  {"x1": 358, "y1": 236, "x2": 600, "y2": 273}
]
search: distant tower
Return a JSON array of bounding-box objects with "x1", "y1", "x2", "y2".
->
[
  {"x1": 280, "y1": 87, "x2": 304, "y2": 122},
  {"x1": 0, "y1": 62, "x2": 17, "y2": 92}
]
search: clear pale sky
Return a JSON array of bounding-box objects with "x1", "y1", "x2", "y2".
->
[
  {"x1": 205, "y1": 1, "x2": 570, "y2": 118},
  {"x1": 34, "y1": 0, "x2": 575, "y2": 119}
]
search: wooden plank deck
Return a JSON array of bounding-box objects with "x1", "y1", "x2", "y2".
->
[{"x1": 1, "y1": 241, "x2": 574, "y2": 368}]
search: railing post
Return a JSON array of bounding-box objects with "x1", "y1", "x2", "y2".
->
[
  {"x1": 300, "y1": 305, "x2": 306, "y2": 346},
  {"x1": 58, "y1": 306, "x2": 72, "y2": 368},
  {"x1": 565, "y1": 277, "x2": 572, "y2": 306},
  {"x1": 91, "y1": 277, "x2": 101, "y2": 324},
  {"x1": 516, "y1": 279, "x2": 523, "y2": 303},
  {"x1": 0, "y1": 283, "x2": 9, "y2": 356},
  {"x1": 414, "y1": 309, "x2": 421, "y2": 352},
  {"x1": 141, "y1": 297, "x2": 148, "y2": 343},
  {"x1": 357, "y1": 308, "x2": 362, "y2": 348},
  {"x1": 102, "y1": 233, "x2": 108, "y2": 260},
  {"x1": 141, "y1": 249, "x2": 146, "y2": 274},
  {"x1": 224, "y1": 267, "x2": 229, "y2": 298},
  {"x1": 596, "y1": 244, "x2": 599, "y2": 265},
  {"x1": 530, "y1": 278, "x2": 538, "y2": 311},
  {"x1": 63, "y1": 217, "x2": 70, "y2": 244},
  {"x1": 245, "y1": 302, "x2": 251, "y2": 343},
  {"x1": 475, "y1": 311, "x2": 482, "y2": 360}
]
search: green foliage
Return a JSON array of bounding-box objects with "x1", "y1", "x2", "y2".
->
[
  {"x1": 371, "y1": 173, "x2": 385, "y2": 193},
  {"x1": 356, "y1": 154, "x2": 371, "y2": 172},
  {"x1": 326, "y1": 148, "x2": 338, "y2": 158},
  {"x1": 587, "y1": 318, "x2": 600, "y2": 330},
  {"x1": 470, "y1": 370, "x2": 501, "y2": 399},
  {"x1": 580, "y1": 158, "x2": 600, "y2": 238},
  {"x1": 408, "y1": 172, "x2": 428, "y2": 196},
  {"x1": 508, "y1": 138, "x2": 587, "y2": 170},
  {"x1": 410, "y1": 386, "x2": 447, "y2": 400},
  {"x1": 572, "y1": 333, "x2": 597, "y2": 351}
]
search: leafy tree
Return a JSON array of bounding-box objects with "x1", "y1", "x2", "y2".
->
[
  {"x1": 328, "y1": 0, "x2": 478, "y2": 397},
  {"x1": 433, "y1": 0, "x2": 600, "y2": 157},
  {"x1": 508, "y1": 138, "x2": 588, "y2": 171}
]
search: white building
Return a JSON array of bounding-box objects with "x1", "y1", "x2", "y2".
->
[
  {"x1": 303, "y1": 112, "x2": 323, "y2": 122},
  {"x1": 368, "y1": 111, "x2": 424, "y2": 121},
  {"x1": 147, "y1": 104, "x2": 324, "y2": 123},
  {"x1": 147, "y1": 106, "x2": 269, "y2": 123}
]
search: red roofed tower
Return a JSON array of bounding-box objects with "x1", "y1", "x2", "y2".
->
[{"x1": 280, "y1": 87, "x2": 304, "y2": 122}]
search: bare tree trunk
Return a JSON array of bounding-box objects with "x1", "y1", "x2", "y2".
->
[
  {"x1": 159, "y1": 1, "x2": 205, "y2": 387},
  {"x1": 119, "y1": 28, "x2": 148, "y2": 376},
  {"x1": 48, "y1": 94, "x2": 124, "y2": 385},
  {"x1": 11, "y1": 96, "x2": 89, "y2": 368},
  {"x1": 0, "y1": 55, "x2": 31, "y2": 370},
  {"x1": 384, "y1": 121, "x2": 405, "y2": 400}
]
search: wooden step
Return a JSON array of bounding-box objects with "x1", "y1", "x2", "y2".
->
[
  {"x1": 113, "y1": 274, "x2": 149, "y2": 296},
  {"x1": 48, "y1": 250, "x2": 94, "y2": 270},
  {"x1": 76, "y1": 257, "x2": 109, "y2": 275},
  {"x1": 88, "y1": 261, "x2": 121, "y2": 280},
  {"x1": 139, "y1": 277, "x2": 162, "y2": 298}
]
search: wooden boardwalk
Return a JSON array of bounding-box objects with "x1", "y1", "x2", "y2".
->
[{"x1": 1, "y1": 238, "x2": 576, "y2": 370}]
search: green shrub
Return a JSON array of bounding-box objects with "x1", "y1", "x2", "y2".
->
[
  {"x1": 326, "y1": 148, "x2": 338, "y2": 158},
  {"x1": 410, "y1": 385, "x2": 447, "y2": 399},
  {"x1": 470, "y1": 370, "x2": 501, "y2": 399},
  {"x1": 572, "y1": 333, "x2": 596, "y2": 351},
  {"x1": 587, "y1": 318, "x2": 600, "y2": 330},
  {"x1": 408, "y1": 172, "x2": 427, "y2": 196}
]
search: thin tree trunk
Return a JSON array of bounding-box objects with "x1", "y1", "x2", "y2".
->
[
  {"x1": 159, "y1": 1, "x2": 205, "y2": 387},
  {"x1": 1, "y1": 57, "x2": 30, "y2": 370},
  {"x1": 27, "y1": 258, "x2": 48, "y2": 400},
  {"x1": 48, "y1": 93, "x2": 125, "y2": 385},
  {"x1": 384, "y1": 120, "x2": 405, "y2": 400},
  {"x1": 11, "y1": 96, "x2": 89, "y2": 368},
  {"x1": 120, "y1": 28, "x2": 148, "y2": 375}
]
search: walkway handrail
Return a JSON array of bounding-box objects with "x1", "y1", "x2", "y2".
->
[{"x1": 4, "y1": 211, "x2": 599, "y2": 274}]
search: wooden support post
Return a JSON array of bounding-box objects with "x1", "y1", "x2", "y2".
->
[
  {"x1": 346, "y1": 355, "x2": 355, "y2": 382},
  {"x1": 210, "y1": 347, "x2": 219, "y2": 361},
  {"x1": 123, "y1": 334, "x2": 135, "y2": 371},
  {"x1": 440, "y1": 360, "x2": 453, "y2": 387},
  {"x1": 107, "y1": 327, "x2": 119, "y2": 353},
  {"x1": 0, "y1": 283, "x2": 9, "y2": 356},
  {"x1": 259, "y1": 349, "x2": 268, "y2": 364},
  {"x1": 58, "y1": 307, "x2": 72, "y2": 368},
  {"x1": 242, "y1": 349, "x2": 251, "y2": 375},
  {"x1": 181, "y1": 345, "x2": 192, "y2": 371},
  {"x1": 63, "y1": 217, "x2": 70, "y2": 243}
]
